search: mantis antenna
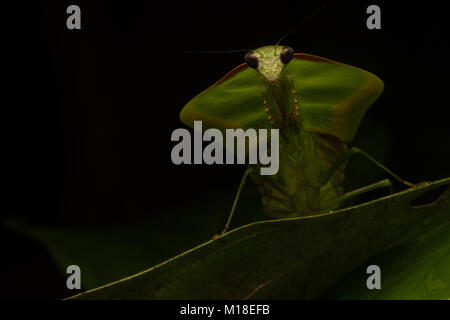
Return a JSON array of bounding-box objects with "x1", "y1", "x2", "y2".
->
[
  {"x1": 184, "y1": 49, "x2": 254, "y2": 54},
  {"x1": 184, "y1": 6, "x2": 325, "y2": 57},
  {"x1": 184, "y1": 48, "x2": 265, "y2": 56},
  {"x1": 275, "y1": 5, "x2": 326, "y2": 48}
]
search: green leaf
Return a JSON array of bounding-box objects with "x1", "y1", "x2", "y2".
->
[
  {"x1": 322, "y1": 222, "x2": 450, "y2": 299},
  {"x1": 65, "y1": 177, "x2": 449, "y2": 300}
]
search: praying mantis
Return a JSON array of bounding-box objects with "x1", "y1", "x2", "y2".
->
[{"x1": 180, "y1": 44, "x2": 415, "y2": 235}]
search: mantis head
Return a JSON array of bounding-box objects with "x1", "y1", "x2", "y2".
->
[{"x1": 245, "y1": 45, "x2": 294, "y2": 82}]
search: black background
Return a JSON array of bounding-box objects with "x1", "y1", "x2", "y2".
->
[{"x1": 2, "y1": 1, "x2": 449, "y2": 299}]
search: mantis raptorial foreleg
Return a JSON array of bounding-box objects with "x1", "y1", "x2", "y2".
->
[{"x1": 320, "y1": 147, "x2": 414, "y2": 187}]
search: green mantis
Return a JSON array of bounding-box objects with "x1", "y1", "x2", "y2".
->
[{"x1": 180, "y1": 45, "x2": 414, "y2": 234}]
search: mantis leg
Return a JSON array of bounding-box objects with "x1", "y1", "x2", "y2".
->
[
  {"x1": 320, "y1": 147, "x2": 414, "y2": 187},
  {"x1": 220, "y1": 167, "x2": 253, "y2": 236},
  {"x1": 322, "y1": 178, "x2": 393, "y2": 208}
]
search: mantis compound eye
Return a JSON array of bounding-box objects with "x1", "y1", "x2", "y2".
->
[
  {"x1": 280, "y1": 46, "x2": 294, "y2": 64},
  {"x1": 245, "y1": 52, "x2": 259, "y2": 69}
]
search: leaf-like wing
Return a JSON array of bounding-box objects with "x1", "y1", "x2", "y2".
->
[
  {"x1": 180, "y1": 64, "x2": 267, "y2": 131},
  {"x1": 180, "y1": 53, "x2": 384, "y2": 142},
  {"x1": 289, "y1": 54, "x2": 384, "y2": 142}
]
